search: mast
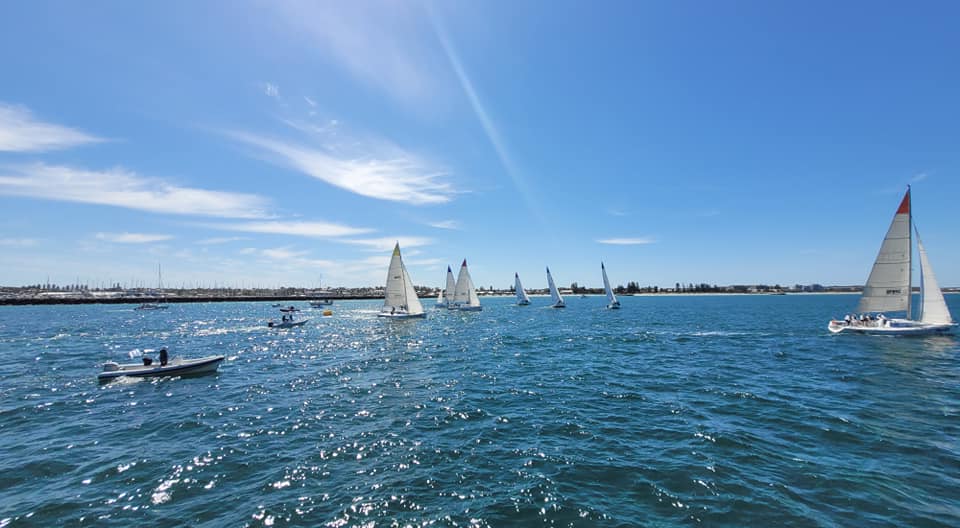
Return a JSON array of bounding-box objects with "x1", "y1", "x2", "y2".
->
[{"x1": 906, "y1": 186, "x2": 912, "y2": 320}]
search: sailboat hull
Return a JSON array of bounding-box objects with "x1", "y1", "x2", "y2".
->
[
  {"x1": 457, "y1": 305, "x2": 483, "y2": 312},
  {"x1": 607, "y1": 303, "x2": 621, "y2": 310},
  {"x1": 828, "y1": 319, "x2": 956, "y2": 336},
  {"x1": 517, "y1": 300, "x2": 530, "y2": 306}
]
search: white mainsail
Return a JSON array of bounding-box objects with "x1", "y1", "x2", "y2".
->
[
  {"x1": 514, "y1": 273, "x2": 531, "y2": 305},
  {"x1": 452, "y1": 259, "x2": 481, "y2": 310},
  {"x1": 546, "y1": 266, "x2": 565, "y2": 308},
  {"x1": 857, "y1": 189, "x2": 912, "y2": 316},
  {"x1": 436, "y1": 265, "x2": 456, "y2": 307},
  {"x1": 602, "y1": 262, "x2": 620, "y2": 309},
  {"x1": 380, "y1": 243, "x2": 424, "y2": 317},
  {"x1": 917, "y1": 232, "x2": 953, "y2": 325}
]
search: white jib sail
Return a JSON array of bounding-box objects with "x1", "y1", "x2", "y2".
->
[
  {"x1": 546, "y1": 267, "x2": 564, "y2": 306},
  {"x1": 857, "y1": 190, "x2": 912, "y2": 315},
  {"x1": 515, "y1": 273, "x2": 530, "y2": 304},
  {"x1": 401, "y1": 264, "x2": 424, "y2": 315},
  {"x1": 602, "y1": 262, "x2": 619, "y2": 306},
  {"x1": 917, "y1": 233, "x2": 953, "y2": 324}
]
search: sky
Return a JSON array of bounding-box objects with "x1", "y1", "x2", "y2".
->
[{"x1": 1, "y1": 1, "x2": 959, "y2": 290}]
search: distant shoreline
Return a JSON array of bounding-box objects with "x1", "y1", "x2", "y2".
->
[{"x1": 6, "y1": 290, "x2": 957, "y2": 306}]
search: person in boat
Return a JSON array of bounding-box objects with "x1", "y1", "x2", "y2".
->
[
  {"x1": 159, "y1": 347, "x2": 168, "y2": 366},
  {"x1": 390, "y1": 307, "x2": 396, "y2": 315}
]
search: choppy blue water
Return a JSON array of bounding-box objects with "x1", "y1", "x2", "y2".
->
[{"x1": 1, "y1": 294, "x2": 958, "y2": 527}]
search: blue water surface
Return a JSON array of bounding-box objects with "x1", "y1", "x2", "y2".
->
[{"x1": 0, "y1": 294, "x2": 958, "y2": 527}]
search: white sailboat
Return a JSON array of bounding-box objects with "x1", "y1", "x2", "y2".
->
[
  {"x1": 514, "y1": 272, "x2": 531, "y2": 305},
  {"x1": 602, "y1": 262, "x2": 620, "y2": 309},
  {"x1": 435, "y1": 265, "x2": 456, "y2": 309},
  {"x1": 452, "y1": 259, "x2": 482, "y2": 311},
  {"x1": 378, "y1": 243, "x2": 426, "y2": 319},
  {"x1": 136, "y1": 263, "x2": 169, "y2": 310},
  {"x1": 828, "y1": 188, "x2": 955, "y2": 335},
  {"x1": 546, "y1": 266, "x2": 565, "y2": 308}
]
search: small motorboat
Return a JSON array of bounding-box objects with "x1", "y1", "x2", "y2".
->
[
  {"x1": 98, "y1": 354, "x2": 224, "y2": 383},
  {"x1": 309, "y1": 299, "x2": 333, "y2": 307},
  {"x1": 279, "y1": 306, "x2": 300, "y2": 313},
  {"x1": 267, "y1": 318, "x2": 309, "y2": 328}
]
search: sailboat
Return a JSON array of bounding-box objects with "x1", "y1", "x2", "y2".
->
[
  {"x1": 452, "y1": 259, "x2": 482, "y2": 311},
  {"x1": 435, "y1": 265, "x2": 456, "y2": 309},
  {"x1": 136, "y1": 263, "x2": 169, "y2": 310},
  {"x1": 378, "y1": 243, "x2": 426, "y2": 319},
  {"x1": 828, "y1": 187, "x2": 955, "y2": 335},
  {"x1": 514, "y1": 273, "x2": 531, "y2": 305},
  {"x1": 602, "y1": 262, "x2": 620, "y2": 309},
  {"x1": 546, "y1": 266, "x2": 565, "y2": 308}
]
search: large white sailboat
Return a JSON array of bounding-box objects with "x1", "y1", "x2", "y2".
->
[
  {"x1": 514, "y1": 272, "x2": 531, "y2": 305},
  {"x1": 136, "y1": 263, "x2": 169, "y2": 310},
  {"x1": 828, "y1": 188, "x2": 955, "y2": 335},
  {"x1": 378, "y1": 243, "x2": 426, "y2": 319},
  {"x1": 602, "y1": 262, "x2": 620, "y2": 309},
  {"x1": 436, "y1": 265, "x2": 456, "y2": 309},
  {"x1": 546, "y1": 266, "x2": 565, "y2": 308},
  {"x1": 452, "y1": 259, "x2": 482, "y2": 311}
]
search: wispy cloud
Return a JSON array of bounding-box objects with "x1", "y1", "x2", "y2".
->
[
  {"x1": 238, "y1": 246, "x2": 336, "y2": 270},
  {"x1": 607, "y1": 208, "x2": 629, "y2": 217},
  {"x1": 910, "y1": 172, "x2": 928, "y2": 184},
  {"x1": 264, "y1": 3, "x2": 437, "y2": 106},
  {"x1": 96, "y1": 232, "x2": 173, "y2": 244},
  {"x1": 208, "y1": 220, "x2": 372, "y2": 238},
  {"x1": 0, "y1": 103, "x2": 104, "y2": 152},
  {"x1": 0, "y1": 163, "x2": 271, "y2": 218},
  {"x1": 227, "y1": 130, "x2": 455, "y2": 205},
  {"x1": 0, "y1": 237, "x2": 39, "y2": 247},
  {"x1": 264, "y1": 82, "x2": 280, "y2": 98},
  {"x1": 596, "y1": 237, "x2": 656, "y2": 245},
  {"x1": 428, "y1": 219, "x2": 460, "y2": 230},
  {"x1": 195, "y1": 236, "x2": 248, "y2": 245},
  {"x1": 303, "y1": 96, "x2": 317, "y2": 108},
  {"x1": 341, "y1": 236, "x2": 433, "y2": 252}
]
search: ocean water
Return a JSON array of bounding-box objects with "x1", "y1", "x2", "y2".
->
[{"x1": 0, "y1": 294, "x2": 958, "y2": 527}]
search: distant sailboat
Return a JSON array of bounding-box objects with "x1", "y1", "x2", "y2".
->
[
  {"x1": 378, "y1": 243, "x2": 426, "y2": 319},
  {"x1": 452, "y1": 259, "x2": 482, "y2": 311},
  {"x1": 828, "y1": 187, "x2": 955, "y2": 335},
  {"x1": 514, "y1": 272, "x2": 531, "y2": 305},
  {"x1": 136, "y1": 263, "x2": 169, "y2": 310},
  {"x1": 546, "y1": 266, "x2": 565, "y2": 308},
  {"x1": 602, "y1": 262, "x2": 620, "y2": 309},
  {"x1": 436, "y1": 265, "x2": 456, "y2": 309}
]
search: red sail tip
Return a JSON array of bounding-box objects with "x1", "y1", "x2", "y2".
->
[{"x1": 896, "y1": 190, "x2": 910, "y2": 215}]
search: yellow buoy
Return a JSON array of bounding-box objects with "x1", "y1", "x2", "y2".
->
[{"x1": 322, "y1": 310, "x2": 333, "y2": 316}]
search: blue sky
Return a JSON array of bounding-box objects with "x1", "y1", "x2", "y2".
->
[{"x1": 1, "y1": 1, "x2": 959, "y2": 290}]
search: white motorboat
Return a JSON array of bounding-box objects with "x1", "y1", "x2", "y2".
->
[
  {"x1": 98, "y1": 354, "x2": 224, "y2": 382},
  {"x1": 267, "y1": 318, "x2": 309, "y2": 328},
  {"x1": 828, "y1": 187, "x2": 955, "y2": 335}
]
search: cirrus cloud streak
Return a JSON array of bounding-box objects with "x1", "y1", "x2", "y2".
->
[{"x1": 0, "y1": 163, "x2": 271, "y2": 219}]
